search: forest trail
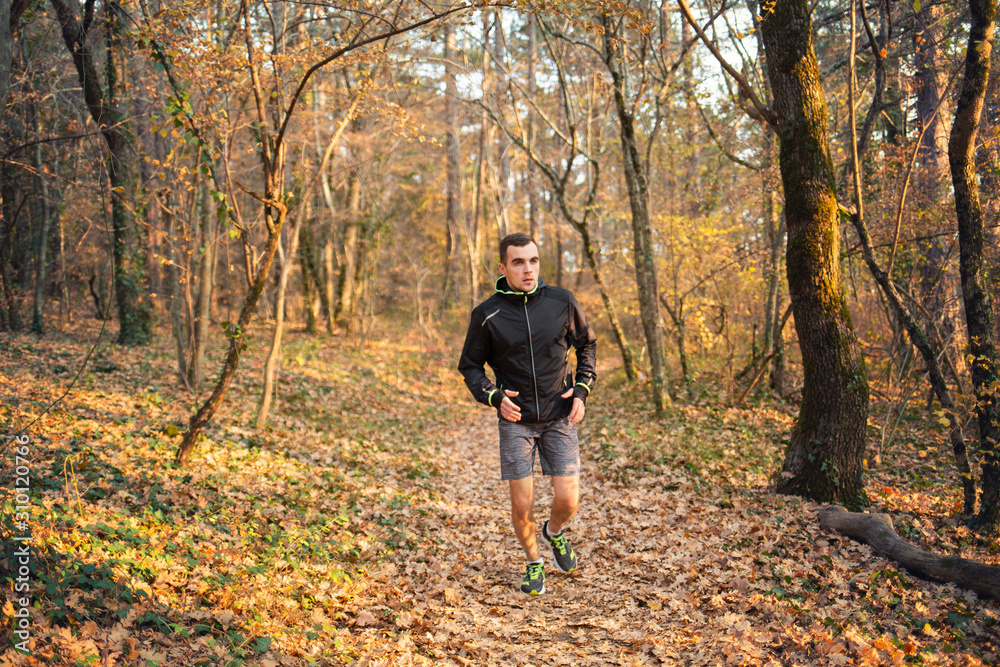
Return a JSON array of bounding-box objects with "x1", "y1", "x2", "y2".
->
[{"x1": 343, "y1": 408, "x2": 814, "y2": 667}]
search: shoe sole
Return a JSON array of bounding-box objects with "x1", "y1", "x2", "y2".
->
[{"x1": 521, "y1": 586, "x2": 546, "y2": 595}]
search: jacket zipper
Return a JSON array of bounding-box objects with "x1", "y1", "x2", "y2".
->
[{"x1": 523, "y1": 296, "x2": 540, "y2": 419}]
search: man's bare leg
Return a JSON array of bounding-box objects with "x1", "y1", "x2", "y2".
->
[
  {"x1": 546, "y1": 475, "x2": 580, "y2": 534},
  {"x1": 509, "y1": 476, "x2": 541, "y2": 561},
  {"x1": 541, "y1": 475, "x2": 580, "y2": 574}
]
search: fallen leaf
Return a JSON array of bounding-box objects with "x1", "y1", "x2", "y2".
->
[{"x1": 355, "y1": 610, "x2": 377, "y2": 627}]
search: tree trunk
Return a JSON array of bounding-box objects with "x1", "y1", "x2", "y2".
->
[
  {"x1": 256, "y1": 207, "x2": 305, "y2": 427},
  {"x1": 679, "y1": 16, "x2": 701, "y2": 216},
  {"x1": 526, "y1": 13, "x2": 539, "y2": 241},
  {"x1": 760, "y1": 132, "x2": 787, "y2": 393},
  {"x1": 818, "y1": 506, "x2": 1000, "y2": 600},
  {"x1": 29, "y1": 93, "x2": 51, "y2": 334},
  {"x1": 468, "y1": 62, "x2": 489, "y2": 307},
  {"x1": 493, "y1": 9, "x2": 510, "y2": 242},
  {"x1": 104, "y1": 4, "x2": 151, "y2": 346},
  {"x1": 444, "y1": 20, "x2": 464, "y2": 306},
  {"x1": 57, "y1": 190, "x2": 70, "y2": 324},
  {"x1": 0, "y1": 270, "x2": 8, "y2": 330},
  {"x1": 335, "y1": 172, "x2": 361, "y2": 327},
  {"x1": 0, "y1": 185, "x2": 22, "y2": 330},
  {"x1": 188, "y1": 182, "x2": 216, "y2": 389},
  {"x1": 323, "y1": 234, "x2": 336, "y2": 332},
  {"x1": 0, "y1": 0, "x2": 27, "y2": 110},
  {"x1": 300, "y1": 223, "x2": 326, "y2": 334},
  {"x1": 320, "y1": 163, "x2": 338, "y2": 333},
  {"x1": 760, "y1": 0, "x2": 870, "y2": 508},
  {"x1": 162, "y1": 191, "x2": 190, "y2": 385},
  {"x1": 352, "y1": 216, "x2": 381, "y2": 338},
  {"x1": 661, "y1": 301, "x2": 691, "y2": 398},
  {"x1": 301, "y1": 254, "x2": 317, "y2": 333},
  {"x1": 913, "y1": 0, "x2": 958, "y2": 398},
  {"x1": 914, "y1": 2, "x2": 950, "y2": 190},
  {"x1": 88, "y1": 274, "x2": 105, "y2": 319},
  {"x1": 554, "y1": 224, "x2": 564, "y2": 289},
  {"x1": 177, "y1": 202, "x2": 286, "y2": 464},
  {"x1": 0, "y1": 0, "x2": 10, "y2": 111},
  {"x1": 51, "y1": 0, "x2": 151, "y2": 345},
  {"x1": 979, "y1": 65, "x2": 1000, "y2": 334},
  {"x1": 0, "y1": 40, "x2": 23, "y2": 332},
  {"x1": 0, "y1": 227, "x2": 19, "y2": 330},
  {"x1": 602, "y1": 15, "x2": 671, "y2": 414},
  {"x1": 948, "y1": 0, "x2": 1000, "y2": 531}
]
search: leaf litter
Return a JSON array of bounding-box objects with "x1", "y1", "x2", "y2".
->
[{"x1": 0, "y1": 321, "x2": 997, "y2": 666}]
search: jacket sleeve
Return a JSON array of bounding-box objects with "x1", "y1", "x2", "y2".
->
[
  {"x1": 458, "y1": 307, "x2": 502, "y2": 409},
  {"x1": 568, "y1": 294, "x2": 597, "y2": 403}
]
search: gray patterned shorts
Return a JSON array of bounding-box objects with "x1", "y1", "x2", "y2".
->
[{"x1": 497, "y1": 416, "x2": 580, "y2": 480}]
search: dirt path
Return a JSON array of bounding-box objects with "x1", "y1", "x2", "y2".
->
[{"x1": 343, "y1": 409, "x2": 781, "y2": 667}]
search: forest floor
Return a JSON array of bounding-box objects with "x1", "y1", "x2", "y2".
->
[{"x1": 2, "y1": 319, "x2": 1000, "y2": 666}]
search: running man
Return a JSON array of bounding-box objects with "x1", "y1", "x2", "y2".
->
[{"x1": 458, "y1": 233, "x2": 597, "y2": 595}]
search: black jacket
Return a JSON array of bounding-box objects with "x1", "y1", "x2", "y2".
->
[{"x1": 458, "y1": 276, "x2": 597, "y2": 423}]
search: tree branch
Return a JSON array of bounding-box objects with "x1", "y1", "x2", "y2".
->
[{"x1": 677, "y1": 0, "x2": 778, "y2": 128}]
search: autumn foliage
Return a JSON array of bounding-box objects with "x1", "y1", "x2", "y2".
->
[
  {"x1": 1, "y1": 323, "x2": 999, "y2": 665},
  {"x1": 3, "y1": 0, "x2": 1000, "y2": 663}
]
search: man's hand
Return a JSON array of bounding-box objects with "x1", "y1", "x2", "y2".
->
[
  {"x1": 560, "y1": 388, "x2": 586, "y2": 424},
  {"x1": 500, "y1": 389, "x2": 522, "y2": 422}
]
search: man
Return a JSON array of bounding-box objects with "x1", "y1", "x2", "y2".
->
[{"x1": 458, "y1": 233, "x2": 597, "y2": 595}]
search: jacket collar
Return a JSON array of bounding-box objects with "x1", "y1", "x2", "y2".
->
[{"x1": 495, "y1": 275, "x2": 545, "y2": 299}]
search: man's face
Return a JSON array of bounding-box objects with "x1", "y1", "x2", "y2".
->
[{"x1": 499, "y1": 242, "x2": 540, "y2": 292}]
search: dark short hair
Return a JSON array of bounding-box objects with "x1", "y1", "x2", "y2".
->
[{"x1": 499, "y1": 233, "x2": 537, "y2": 263}]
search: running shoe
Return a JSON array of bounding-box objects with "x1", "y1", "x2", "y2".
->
[
  {"x1": 520, "y1": 561, "x2": 545, "y2": 595},
  {"x1": 542, "y1": 520, "x2": 578, "y2": 574}
]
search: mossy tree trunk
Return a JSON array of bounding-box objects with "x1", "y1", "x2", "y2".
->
[
  {"x1": 51, "y1": 0, "x2": 152, "y2": 345},
  {"x1": 759, "y1": 0, "x2": 870, "y2": 508},
  {"x1": 948, "y1": 0, "x2": 1000, "y2": 532},
  {"x1": 300, "y1": 223, "x2": 327, "y2": 333}
]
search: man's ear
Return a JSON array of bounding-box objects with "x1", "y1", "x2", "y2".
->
[{"x1": 497, "y1": 262, "x2": 506, "y2": 276}]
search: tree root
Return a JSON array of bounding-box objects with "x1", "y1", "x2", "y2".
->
[{"x1": 817, "y1": 505, "x2": 1000, "y2": 600}]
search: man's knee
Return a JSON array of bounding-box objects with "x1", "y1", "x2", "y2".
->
[
  {"x1": 554, "y1": 494, "x2": 579, "y2": 515},
  {"x1": 508, "y1": 477, "x2": 534, "y2": 517},
  {"x1": 511, "y1": 499, "x2": 534, "y2": 520},
  {"x1": 552, "y1": 475, "x2": 579, "y2": 503}
]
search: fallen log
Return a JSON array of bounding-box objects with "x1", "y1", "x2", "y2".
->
[{"x1": 817, "y1": 505, "x2": 1000, "y2": 600}]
